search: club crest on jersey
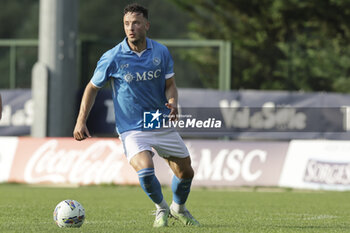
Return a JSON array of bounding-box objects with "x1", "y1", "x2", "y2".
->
[
  {"x1": 153, "y1": 57, "x2": 161, "y2": 66},
  {"x1": 123, "y1": 72, "x2": 134, "y2": 83}
]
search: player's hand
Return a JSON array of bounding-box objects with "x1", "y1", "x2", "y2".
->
[
  {"x1": 165, "y1": 103, "x2": 178, "y2": 121},
  {"x1": 73, "y1": 122, "x2": 91, "y2": 141}
]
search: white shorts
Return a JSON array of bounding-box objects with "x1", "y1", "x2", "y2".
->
[{"x1": 120, "y1": 128, "x2": 190, "y2": 162}]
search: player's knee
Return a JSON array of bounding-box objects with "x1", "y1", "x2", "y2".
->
[
  {"x1": 178, "y1": 167, "x2": 194, "y2": 180},
  {"x1": 130, "y1": 151, "x2": 154, "y2": 171}
]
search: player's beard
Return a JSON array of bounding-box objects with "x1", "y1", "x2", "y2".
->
[{"x1": 128, "y1": 36, "x2": 145, "y2": 48}]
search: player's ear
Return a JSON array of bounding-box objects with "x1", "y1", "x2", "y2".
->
[{"x1": 145, "y1": 20, "x2": 150, "y2": 31}]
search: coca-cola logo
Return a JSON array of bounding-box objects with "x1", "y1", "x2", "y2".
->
[
  {"x1": 24, "y1": 140, "x2": 126, "y2": 184},
  {"x1": 304, "y1": 159, "x2": 350, "y2": 185}
]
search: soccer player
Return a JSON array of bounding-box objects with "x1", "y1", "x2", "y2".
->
[{"x1": 73, "y1": 3, "x2": 200, "y2": 228}]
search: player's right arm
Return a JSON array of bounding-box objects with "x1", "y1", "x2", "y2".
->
[{"x1": 73, "y1": 82, "x2": 100, "y2": 141}]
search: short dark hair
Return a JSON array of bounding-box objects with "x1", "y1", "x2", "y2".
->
[{"x1": 124, "y1": 3, "x2": 148, "y2": 19}]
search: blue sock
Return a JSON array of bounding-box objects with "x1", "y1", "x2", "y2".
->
[
  {"x1": 137, "y1": 168, "x2": 163, "y2": 204},
  {"x1": 171, "y1": 175, "x2": 192, "y2": 205}
]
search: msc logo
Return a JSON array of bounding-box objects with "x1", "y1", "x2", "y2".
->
[
  {"x1": 123, "y1": 72, "x2": 134, "y2": 83},
  {"x1": 136, "y1": 69, "x2": 161, "y2": 81},
  {"x1": 143, "y1": 109, "x2": 162, "y2": 129},
  {"x1": 123, "y1": 69, "x2": 161, "y2": 83}
]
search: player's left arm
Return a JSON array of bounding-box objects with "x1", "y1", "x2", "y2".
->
[{"x1": 165, "y1": 76, "x2": 178, "y2": 121}]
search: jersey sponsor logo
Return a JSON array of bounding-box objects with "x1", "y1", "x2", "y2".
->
[
  {"x1": 123, "y1": 72, "x2": 134, "y2": 83},
  {"x1": 123, "y1": 69, "x2": 162, "y2": 83},
  {"x1": 136, "y1": 69, "x2": 161, "y2": 81}
]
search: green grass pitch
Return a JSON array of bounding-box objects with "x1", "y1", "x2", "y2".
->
[{"x1": 1, "y1": 183, "x2": 350, "y2": 232}]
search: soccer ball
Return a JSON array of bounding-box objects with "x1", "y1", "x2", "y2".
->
[{"x1": 53, "y1": 200, "x2": 85, "y2": 228}]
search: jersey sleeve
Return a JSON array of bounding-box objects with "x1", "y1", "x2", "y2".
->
[
  {"x1": 164, "y1": 47, "x2": 175, "y2": 79},
  {"x1": 91, "y1": 53, "x2": 116, "y2": 88}
]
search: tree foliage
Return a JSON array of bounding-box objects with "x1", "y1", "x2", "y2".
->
[
  {"x1": 2, "y1": 0, "x2": 350, "y2": 92},
  {"x1": 0, "y1": 0, "x2": 192, "y2": 88},
  {"x1": 170, "y1": 0, "x2": 350, "y2": 92}
]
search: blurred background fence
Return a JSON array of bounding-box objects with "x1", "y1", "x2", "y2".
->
[
  {"x1": 0, "y1": 39, "x2": 38, "y2": 89},
  {"x1": 0, "y1": 39, "x2": 231, "y2": 90}
]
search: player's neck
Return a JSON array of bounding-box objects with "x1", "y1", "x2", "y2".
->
[{"x1": 128, "y1": 38, "x2": 147, "y2": 53}]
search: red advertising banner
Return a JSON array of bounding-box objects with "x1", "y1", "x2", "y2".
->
[{"x1": 7, "y1": 137, "x2": 138, "y2": 185}]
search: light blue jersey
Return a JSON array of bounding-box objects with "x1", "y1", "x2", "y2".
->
[{"x1": 91, "y1": 38, "x2": 174, "y2": 134}]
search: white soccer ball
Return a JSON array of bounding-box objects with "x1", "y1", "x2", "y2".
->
[{"x1": 53, "y1": 200, "x2": 85, "y2": 228}]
